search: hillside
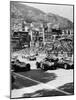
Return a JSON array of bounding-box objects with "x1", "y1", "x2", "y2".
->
[{"x1": 10, "y1": 1, "x2": 73, "y2": 29}]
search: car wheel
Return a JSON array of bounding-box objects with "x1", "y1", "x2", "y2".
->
[
  {"x1": 71, "y1": 64, "x2": 74, "y2": 69},
  {"x1": 42, "y1": 64, "x2": 47, "y2": 71},
  {"x1": 26, "y1": 64, "x2": 30, "y2": 71},
  {"x1": 42, "y1": 64, "x2": 45, "y2": 70},
  {"x1": 64, "y1": 64, "x2": 67, "y2": 69},
  {"x1": 36, "y1": 62, "x2": 40, "y2": 68}
]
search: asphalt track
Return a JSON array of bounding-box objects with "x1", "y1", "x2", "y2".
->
[{"x1": 13, "y1": 71, "x2": 72, "y2": 95}]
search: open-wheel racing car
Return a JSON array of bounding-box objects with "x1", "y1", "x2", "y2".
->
[
  {"x1": 36, "y1": 57, "x2": 59, "y2": 71},
  {"x1": 11, "y1": 59, "x2": 31, "y2": 72}
]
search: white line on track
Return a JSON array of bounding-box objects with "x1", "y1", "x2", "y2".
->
[{"x1": 13, "y1": 72, "x2": 71, "y2": 95}]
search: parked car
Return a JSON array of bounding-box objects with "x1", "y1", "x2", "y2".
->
[{"x1": 11, "y1": 59, "x2": 30, "y2": 72}]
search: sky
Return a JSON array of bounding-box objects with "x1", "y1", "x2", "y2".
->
[{"x1": 21, "y1": 2, "x2": 73, "y2": 22}]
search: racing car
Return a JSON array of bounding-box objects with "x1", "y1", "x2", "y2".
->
[
  {"x1": 36, "y1": 57, "x2": 59, "y2": 71},
  {"x1": 11, "y1": 59, "x2": 30, "y2": 72},
  {"x1": 57, "y1": 58, "x2": 74, "y2": 69}
]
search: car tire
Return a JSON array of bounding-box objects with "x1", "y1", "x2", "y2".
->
[
  {"x1": 26, "y1": 63, "x2": 30, "y2": 71},
  {"x1": 64, "y1": 64, "x2": 67, "y2": 69},
  {"x1": 36, "y1": 62, "x2": 40, "y2": 68},
  {"x1": 42, "y1": 64, "x2": 47, "y2": 71},
  {"x1": 42, "y1": 64, "x2": 45, "y2": 70},
  {"x1": 71, "y1": 64, "x2": 74, "y2": 69}
]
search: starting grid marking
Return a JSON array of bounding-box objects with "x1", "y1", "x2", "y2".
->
[{"x1": 13, "y1": 72, "x2": 71, "y2": 95}]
